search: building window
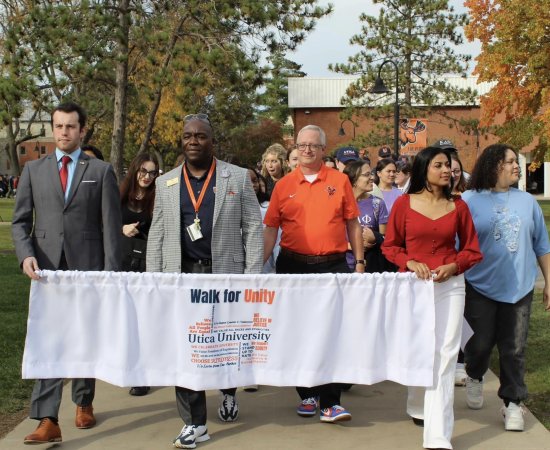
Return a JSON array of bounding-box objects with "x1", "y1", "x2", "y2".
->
[
  {"x1": 41, "y1": 146, "x2": 46, "y2": 154},
  {"x1": 19, "y1": 146, "x2": 26, "y2": 155}
]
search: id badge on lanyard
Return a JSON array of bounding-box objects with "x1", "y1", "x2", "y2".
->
[{"x1": 183, "y1": 160, "x2": 216, "y2": 241}]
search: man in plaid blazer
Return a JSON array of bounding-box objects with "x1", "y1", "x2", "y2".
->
[{"x1": 146, "y1": 114, "x2": 263, "y2": 449}]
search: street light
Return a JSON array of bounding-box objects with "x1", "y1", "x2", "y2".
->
[
  {"x1": 370, "y1": 59, "x2": 400, "y2": 157},
  {"x1": 338, "y1": 119, "x2": 356, "y2": 139}
]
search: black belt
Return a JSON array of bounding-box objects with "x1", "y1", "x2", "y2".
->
[
  {"x1": 280, "y1": 248, "x2": 346, "y2": 264},
  {"x1": 182, "y1": 256, "x2": 212, "y2": 266}
]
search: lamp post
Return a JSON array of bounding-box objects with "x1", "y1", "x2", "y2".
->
[
  {"x1": 338, "y1": 119, "x2": 356, "y2": 139},
  {"x1": 370, "y1": 60, "x2": 400, "y2": 158}
]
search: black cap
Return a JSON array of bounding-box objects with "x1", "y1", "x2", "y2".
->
[{"x1": 432, "y1": 139, "x2": 457, "y2": 152}]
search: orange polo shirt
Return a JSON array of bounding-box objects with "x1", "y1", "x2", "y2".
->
[{"x1": 264, "y1": 164, "x2": 359, "y2": 255}]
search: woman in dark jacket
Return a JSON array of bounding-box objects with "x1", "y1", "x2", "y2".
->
[{"x1": 120, "y1": 152, "x2": 159, "y2": 396}]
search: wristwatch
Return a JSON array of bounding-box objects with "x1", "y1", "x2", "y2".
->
[{"x1": 355, "y1": 259, "x2": 366, "y2": 265}]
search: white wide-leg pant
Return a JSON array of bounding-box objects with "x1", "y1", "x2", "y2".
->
[{"x1": 407, "y1": 274, "x2": 465, "y2": 450}]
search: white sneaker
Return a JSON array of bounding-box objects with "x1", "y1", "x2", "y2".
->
[
  {"x1": 173, "y1": 425, "x2": 210, "y2": 449},
  {"x1": 218, "y1": 394, "x2": 239, "y2": 422},
  {"x1": 501, "y1": 402, "x2": 525, "y2": 431},
  {"x1": 455, "y1": 363, "x2": 467, "y2": 386},
  {"x1": 466, "y1": 377, "x2": 484, "y2": 409}
]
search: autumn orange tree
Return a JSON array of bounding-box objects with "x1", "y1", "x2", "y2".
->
[{"x1": 465, "y1": 0, "x2": 550, "y2": 159}]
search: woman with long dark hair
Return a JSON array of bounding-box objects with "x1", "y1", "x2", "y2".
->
[
  {"x1": 343, "y1": 160, "x2": 389, "y2": 273},
  {"x1": 374, "y1": 158, "x2": 402, "y2": 212},
  {"x1": 382, "y1": 147, "x2": 482, "y2": 450},
  {"x1": 120, "y1": 152, "x2": 159, "y2": 397},
  {"x1": 462, "y1": 144, "x2": 550, "y2": 432}
]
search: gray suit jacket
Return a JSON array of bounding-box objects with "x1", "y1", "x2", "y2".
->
[
  {"x1": 146, "y1": 159, "x2": 263, "y2": 274},
  {"x1": 12, "y1": 152, "x2": 122, "y2": 271}
]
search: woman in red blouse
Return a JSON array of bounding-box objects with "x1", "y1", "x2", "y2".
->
[{"x1": 382, "y1": 147, "x2": 482, "y2": 450}]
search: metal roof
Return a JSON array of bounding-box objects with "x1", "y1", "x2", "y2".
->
[{"x1": 288, "y1": 76, "x2": 495, "y2": 108}]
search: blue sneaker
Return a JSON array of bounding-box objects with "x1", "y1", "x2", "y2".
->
[
  {"x1": 320, "y1": 405, "x2": 352, "y2": 423},
  {"x1": 296, "y1": 397, "x2": 319, "y2": 417}
]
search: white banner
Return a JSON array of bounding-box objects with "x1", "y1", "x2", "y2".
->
[{"x1": 23, "y1": 271, "x2": 435, "y2": 390}]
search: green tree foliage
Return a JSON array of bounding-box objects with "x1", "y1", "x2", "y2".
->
[
  {"x1": 260, "y1": 49, "x2": 305, "y2": 123},
  {"x1": 224, "y1": 118, "x2": 284, "y2": 167},
  {"x1": 329, "y1": 0, "x2": 476, "y2": 148},
  {"x1": 1, "y1": 0, "x2": 331, "y2": 175}
]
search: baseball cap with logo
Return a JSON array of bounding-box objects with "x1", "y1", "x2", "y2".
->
[
  {"x1": 378, "y1": 146, "x2": 392, "y2": 158},
  {"x1": 336, "y1": 147, "x2": 359, "y2": 163},
  {"x1": 433, "y1": 139, "x2": 458, "y2": 152}
]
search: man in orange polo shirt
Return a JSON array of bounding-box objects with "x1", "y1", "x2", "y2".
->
[{"x1": 264, "y1": 124, "x2": 364, "y2": 423}]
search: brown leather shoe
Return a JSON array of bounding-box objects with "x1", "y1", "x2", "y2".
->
[
  {"x1": 75, "y1": 404, "x2": 96, "y2": 429},
  {"x1": 23, "y1": 418, "x2": 62, "y2": 444}
]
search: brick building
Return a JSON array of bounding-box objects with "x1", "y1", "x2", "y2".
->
[
  {"x1": 0, "y1": 110, "x2": 55, "y2": 176},
  {"x1": 287, "y1": 76, "x2": 542, "y2": 193}
]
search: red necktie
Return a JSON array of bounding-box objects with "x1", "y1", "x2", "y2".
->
[{"x1": 59, "y1": 155, "x2": 71, "y2": 193}]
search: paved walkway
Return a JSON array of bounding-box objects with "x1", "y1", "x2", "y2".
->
[{"x1": 1, "y1": 371, "x2": 548, "y2": 450}]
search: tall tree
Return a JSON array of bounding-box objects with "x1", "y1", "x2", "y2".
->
[
  {"x1": 110, "y1": 0, "x2": 131, "y2": 180},
  {"x1": 329, "y1": 0, "x2": 476, "y2": 148},
  {"x1": 465, "y1": 0, "x2": 550, "y2": 159},
  {"x1": 125, "y1": 0, "x2": 331, "y2": 167},
  {"x1": 260, "y1": 49, "x2": 305, "y2": 124},
  {"x1": 1, "y1": 0, "x2": 118, "y2": 173},
  {"x1": 2, "y1": 1, "x2": 331, "y2": 175}
]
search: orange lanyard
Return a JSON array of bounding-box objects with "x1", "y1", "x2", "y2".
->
[{"x1": 182, "y1": 159, "x2": 216, "y2": 220}]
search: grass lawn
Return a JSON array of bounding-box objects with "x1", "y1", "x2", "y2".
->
[
  {"x1": 0, "y1": 225, "x2": 33, "y2": 437},
  {"x1": 0, "y1": 198, "x2": 15, "y2": 223},
  {"x1": 0, "y1": 199, "x2": 549, "y2": 437},
  {"x1": 521, "y1": 293, "x2": 550, "y2": 429}
]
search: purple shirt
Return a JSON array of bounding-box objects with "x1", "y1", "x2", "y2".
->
[
  {"x1": 357, "y1": 196, "x2": 389, "y2": 231},
  {"x1": 381, "y1": 187, "x2": 402, "y2": 213},
  {"x1": 347, "y1": 195, "x2": 389, "y2": 268}
]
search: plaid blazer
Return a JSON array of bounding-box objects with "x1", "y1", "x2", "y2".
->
[{"x1": 146, "y1": 159, "x2": 263, "y2": 274}]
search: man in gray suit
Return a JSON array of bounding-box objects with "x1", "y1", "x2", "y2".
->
[
  {"x1": 12, "y1": 102, "x2": 122, "y2": 445},
  {"x1": 147, "y1": 114, "x2": 263, "y2": 449}
]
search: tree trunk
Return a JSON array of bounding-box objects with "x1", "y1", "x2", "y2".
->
[
  {"x1": 110, "y1": 0, "x2": 131, "y2": 181},
  {"x1": 138, "y1": 17, "x2": 186, "y2": 155},
  {"x1": 5, "y1": 126, "x2": 21, "y2": 175}
]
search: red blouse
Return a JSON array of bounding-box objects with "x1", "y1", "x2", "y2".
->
[{"x1": 382, "y1": 194, "x2": 482, "y2": 274}]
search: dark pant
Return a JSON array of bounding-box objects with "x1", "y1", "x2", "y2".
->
[
  {"x1": 30, "y1": 254, "x2": 95, "y2": 421},
  {"x1": 30, "y1": 378, "x2": 95, "y2": 420},
  {"x1": 276, "y1": 251, "x2": 350, "y2": 409},
  {"x1": 175, "y1": 387, "x2": 237, "y2": 425},
  {"x1": 176, "y1": 258, "x2": 237, "y2": 425},
  {"x1": 464, "y1": 282, "x2": 532, "y2": 404}
]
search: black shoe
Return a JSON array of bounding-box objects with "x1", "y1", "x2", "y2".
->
[
  {"x1": 129, "y1": 386, "x2": 150, "y2": 396},
  {"x1": 412, "y1": 417, "x2": 424, "y2": 427}
]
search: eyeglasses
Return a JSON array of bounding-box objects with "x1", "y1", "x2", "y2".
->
[
  {"x1": 138, "y1": 168, "x2": 159, "y2": 178},
  {"x1": 296, "y1": 143, "x2": 324, "y2": 152},
  {"x1": 451, "y1": 169, "x2": 462, "y2": 175},
  {"x1": 184, "y1": 113, "x2": 210, "y2": 123}
]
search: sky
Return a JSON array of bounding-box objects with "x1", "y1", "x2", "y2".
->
[{"x1": 286, "y1": 0, "x2": 481, "y2": 77}]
